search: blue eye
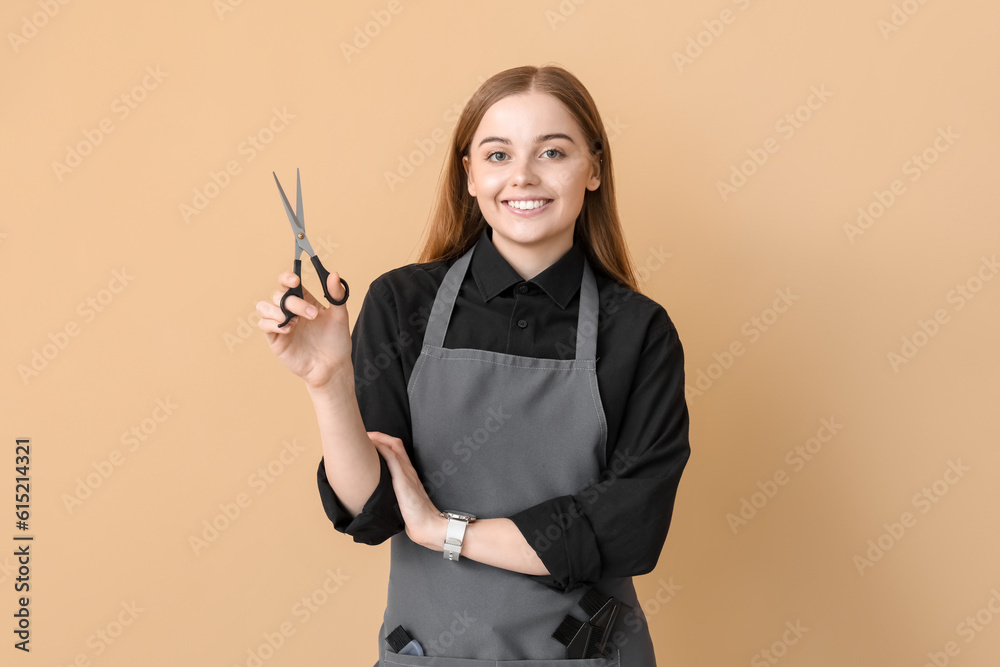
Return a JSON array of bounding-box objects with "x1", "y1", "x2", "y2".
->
[
  {"x1": 543, "y1": 148, "x2": 565, "y2": 158},
  {"x1": 486, "y1": 151, "x2": 508, "y2": 162}
]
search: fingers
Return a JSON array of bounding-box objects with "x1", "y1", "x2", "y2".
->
[
  {"x1": 269, "y1": 291, "x2": 319, "y2": 319},
  {"x1": 255, "y1": 299, "x2": 307, "y2": 334},
  {"x1": 371, "y1": 438, "x2": 404, "y2": 483},
  {"x1": 368, "y1": 433, "x2": 410, "y2": 475},
  {"x1": 273, "y1": 271, "x2": 324, "y2": 306},
  {"x1": 272, "y1": 283, "x2": 322, "y2": 311},
  {"x1": 367, "y1": 432, "x2": 405, "y2": 453},
  {"x1": 256, "y1": 272, "x2": 323, "y2": 334},
  {"x1": 374, "y1": 442, "x2": 396, "y2": 473},
  {"x1": 368, "y1": 434, "x2": 394, "y2": 461}
]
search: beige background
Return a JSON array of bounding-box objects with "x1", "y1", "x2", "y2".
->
[{"x1": 3, "y1": 0, "x2": 999, "y2": 665}]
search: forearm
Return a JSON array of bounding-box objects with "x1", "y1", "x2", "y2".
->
[
  {"x1": 419, "y1": 515, "x2": 550, "y2": 576},
  {"x1": 307, "y1": 364, "x2": 381, "y2": 517}
]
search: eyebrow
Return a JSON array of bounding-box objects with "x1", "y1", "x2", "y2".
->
[{"x1": 477, "y1": 133, "x2": 576, "y2": 148}]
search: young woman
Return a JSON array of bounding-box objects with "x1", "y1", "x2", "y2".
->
[{"x1": 257, "y1": 65, "x2": 691, "y2": 666}]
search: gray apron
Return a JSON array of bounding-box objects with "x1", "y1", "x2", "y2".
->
[{"x1": 375, "y1": 242, "x2": 657, "y2": 666}]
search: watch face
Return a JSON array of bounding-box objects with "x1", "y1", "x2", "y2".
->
[{"x1": 442, "y1": 511, "x2": 475, "y2": 521}]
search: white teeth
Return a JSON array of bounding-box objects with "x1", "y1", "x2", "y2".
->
[{"x1": 505, "y1": 199, "x2": 548, "y2": 210}]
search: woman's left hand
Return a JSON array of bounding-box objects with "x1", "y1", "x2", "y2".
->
[{"x1": 367, "y1": 431, "x2": 446, "y2": 551}]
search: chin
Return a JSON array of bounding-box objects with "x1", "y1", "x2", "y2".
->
[
  {"x1": 491, "y1": 218, "x2": 571, "y2": 241},
  {"x1": 492, "y1": 224, "x2": 559, "y2": 245}
]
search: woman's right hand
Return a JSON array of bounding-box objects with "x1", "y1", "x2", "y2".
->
[{"x1": 256, "y1": 270, "x2": 352, "y2": 390}]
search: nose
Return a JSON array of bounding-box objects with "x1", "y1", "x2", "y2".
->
[{"x1": 511, "y1": 157, "x2": 539, "y2": 186}]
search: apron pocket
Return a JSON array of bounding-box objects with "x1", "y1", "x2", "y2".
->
[{"x1": 382, "y1": 648, "x2": 620, "y2": 666}]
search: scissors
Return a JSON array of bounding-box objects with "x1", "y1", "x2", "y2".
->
[{"x1": 273, "y1": 168, "x2": 349, "y2": 327}]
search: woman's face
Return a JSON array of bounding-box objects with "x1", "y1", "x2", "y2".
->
[{"x1": 462, "y1": 92, "x2": 600, "y2": 262}]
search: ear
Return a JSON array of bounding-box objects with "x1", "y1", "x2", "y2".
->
[
  {"x1": 586, "y1": 151, "x2": 602, "y2": 192},
  {"x1": 462, "y1": 155, "x2": 476, "y2": 197}
]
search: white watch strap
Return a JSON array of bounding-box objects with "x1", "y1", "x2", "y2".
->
[{"x1": 443, "y1": 516, "x2": 470, "y2": 561}]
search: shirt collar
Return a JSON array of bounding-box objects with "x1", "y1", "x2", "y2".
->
[{"x1": 470, "y1": 226, "x2": 585, "y2": 309}]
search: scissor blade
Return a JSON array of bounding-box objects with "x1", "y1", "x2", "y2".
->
[
  {"x1": 296, "y1": 167, "x2": 304, "y2": 228},
  {"x1": 273, "y1": 172, "x2": 304, "y2": 235}
]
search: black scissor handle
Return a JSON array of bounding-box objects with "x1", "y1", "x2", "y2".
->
[
  {"x1": 277, "y1": 257, "x2": 350, "y2": 327},
  {"x1": 310, "y1": 254, "x2": 349, "y2": 306}
]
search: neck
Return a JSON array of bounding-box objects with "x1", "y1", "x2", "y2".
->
[{"x1": 489, "y1": 228, "x2": 574, "y2": 280}]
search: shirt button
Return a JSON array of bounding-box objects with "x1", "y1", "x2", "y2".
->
[
  {"x1": 517, "y1": 319, "x2": 528, "y2": 329},
  {"x1": 516, "y1": 284, "x2": 528, "y2": 295}
]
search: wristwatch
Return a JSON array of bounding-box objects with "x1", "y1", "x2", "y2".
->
[{"x1": 440, "y1": 511, "x2": 476, "y2": 561}]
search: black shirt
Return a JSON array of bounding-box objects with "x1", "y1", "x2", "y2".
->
[{"x1": 316, "y1": 226, "x2": 691, "y2": 592}]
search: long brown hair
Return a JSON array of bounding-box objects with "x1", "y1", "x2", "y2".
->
[{"x1": 416, "y1": 64, "x2": 641, "y2": 293}]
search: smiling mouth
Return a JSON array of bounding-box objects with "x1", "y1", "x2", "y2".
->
[{"x1": 503, "y1": 199, "x2": 552, "y2": 210}]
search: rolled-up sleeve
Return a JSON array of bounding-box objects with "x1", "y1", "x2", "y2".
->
[
  {"x1": 509, "y1": 320, "x2": 691, "y2": 592},
  {"x1": 315, "y1": 277, "x2": 409, "y2": 544}
]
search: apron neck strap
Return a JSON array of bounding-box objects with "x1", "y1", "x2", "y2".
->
[{"x1": 423, "y1": 244, "x2": 599, "y2": 361}]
